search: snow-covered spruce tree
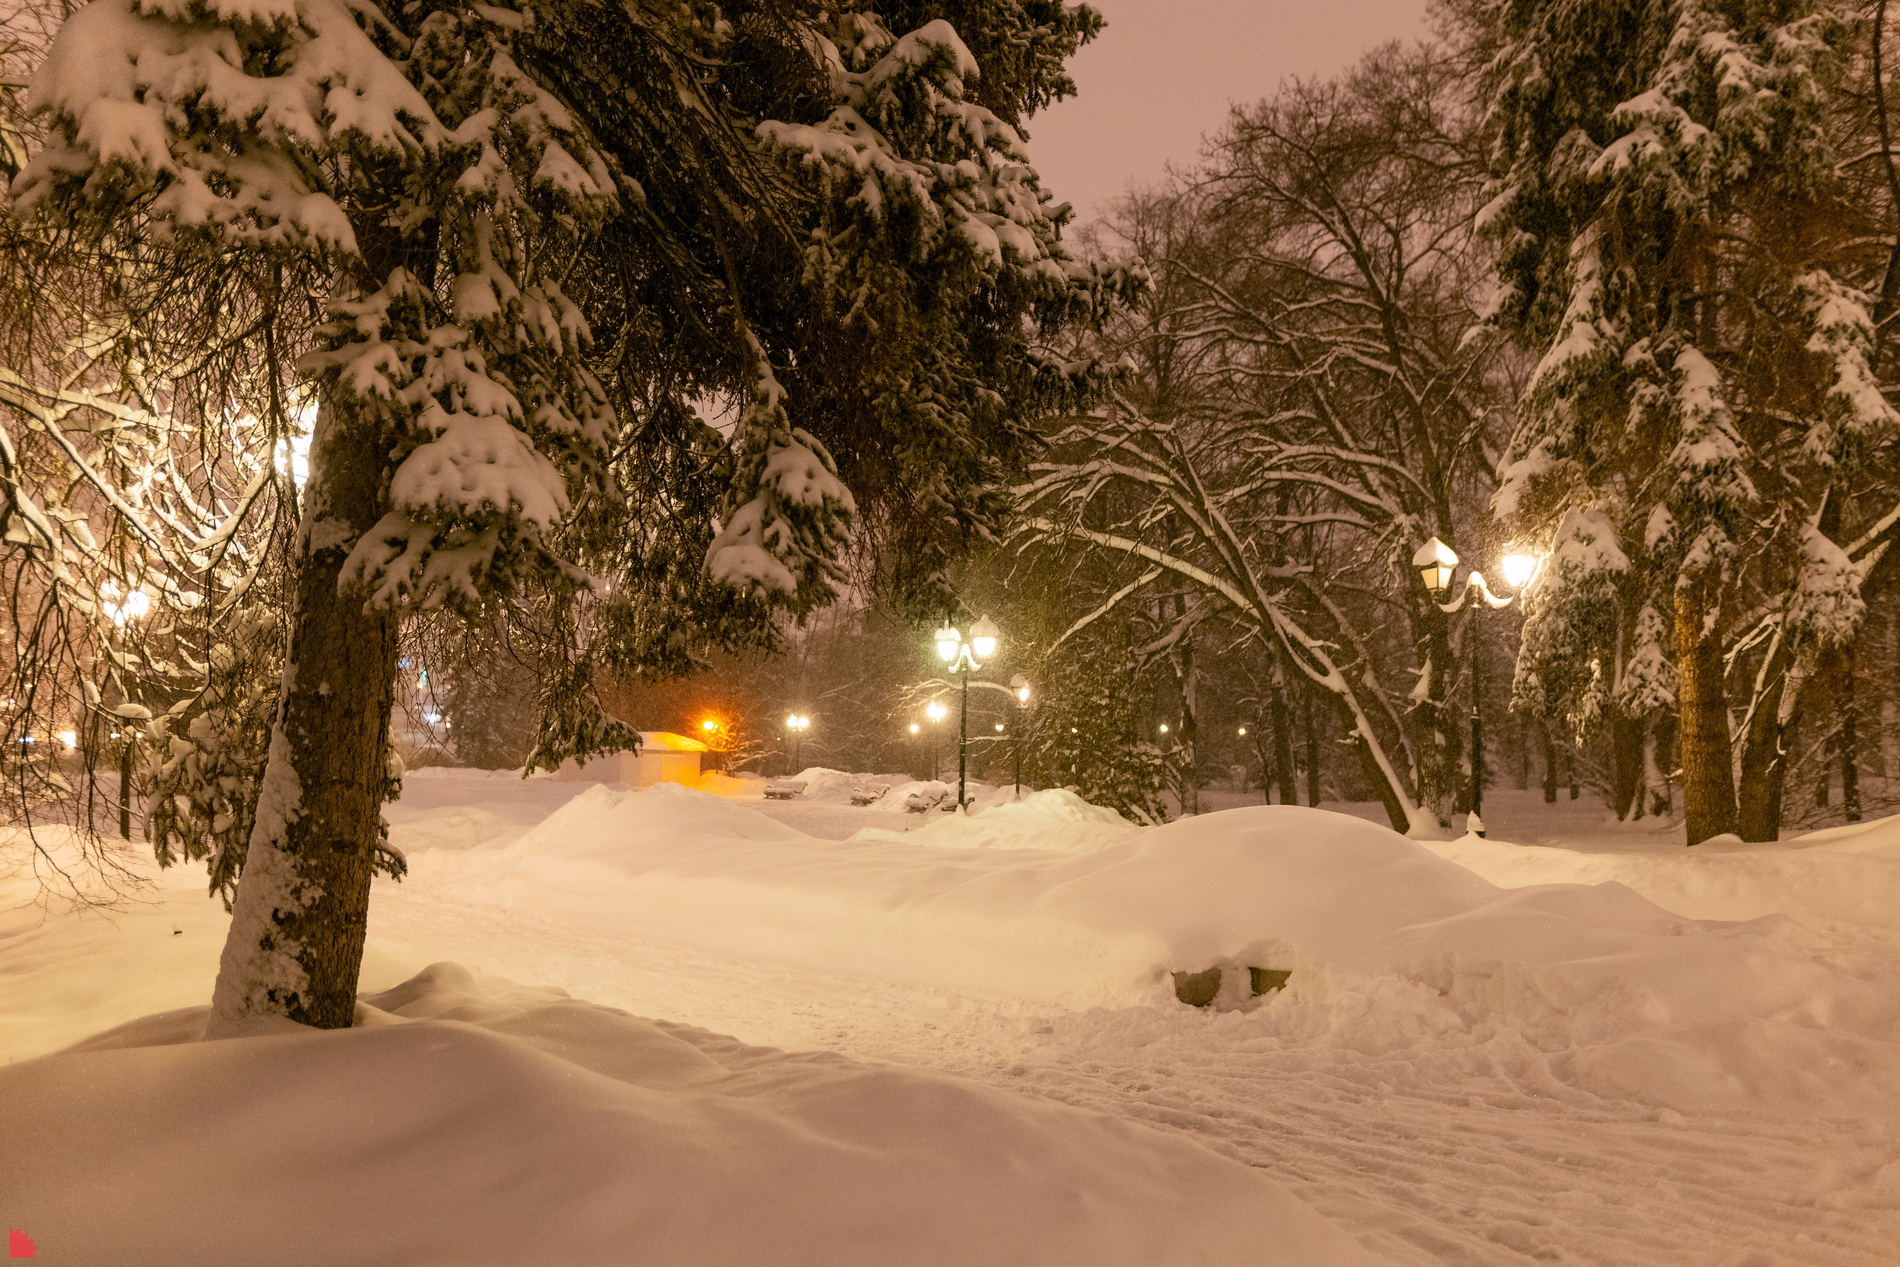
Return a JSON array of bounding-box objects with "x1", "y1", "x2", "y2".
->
[
  {"x1": 516, "y1": 4, "x2": 1135, "y2": 756},
  {"x1": 19, "y1": 0, "x2": 616, "y2": 1026},
  {"x1": 1029, "y1": 621, "x2": 1169, "y2": 824},
  {"x1": 1474, "y1": 0, "x2": 1896, "y2": 842},
  {"x1": 16, "y1": 0, "x2": 1124, "y2": 1023}
]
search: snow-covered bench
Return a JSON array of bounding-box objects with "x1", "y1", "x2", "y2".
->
[
  {"x1": 904, "y1": 788, "x2": 947, "y2": 813},
  {"x1": 763, "y1": 781, "x2": 806, "y2": 800},
  {"x1": 850, "y1": 785, "x2": 889, "y2": 806}
]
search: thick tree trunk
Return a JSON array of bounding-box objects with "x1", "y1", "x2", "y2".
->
[
  {"x1": 1609, "y1": 714, "x2": 1643, "y2": 820},
  {"x1": 1842, "y1": 653, "x2": 1862, "y2": 823},
  {"x1": 209, "y1": 403, "x2": 398, "y2": 1032},
  {"x1": 1302, "y1": 693, "x2": 1321, "y2": 807},
  {"x1": 1176, "y1": 639, "x2": 1199, "y2": 816},
  {"x1": 1737, "y1": 671, "x2": 1790, "y2": 843},
  {"x1": 1269, "y1": 689, "x2": 1296, "y2": 804},
  {"x1": 1650, "y1": 715, "x2": 1676, "y2": 816},
  {"x1": 1356, "y1": 729, "x2": 1409, "y2": 832},
  {"x1": 1674, "y1": 584, "x2": 1736, "y2": 845},
  {"x1": 1414, "y1": 606, "x2": 1457, "y2": 826},
  {"x1": 1540, "y1": 723, "x2": 1559, "y2": 803}
]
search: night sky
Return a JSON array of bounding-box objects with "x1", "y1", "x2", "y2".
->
[{"x1": 1027, "y1": 0, "x2": 1433, "y2": 223}]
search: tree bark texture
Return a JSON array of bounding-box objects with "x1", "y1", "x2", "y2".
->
[
  {"x1": 1842, "y1": 651, "x2": 1862, "y2": 823},
  {"x1": 1735, "y1": 629, "x2": 1798, "y2": 842},
  {"x1": 1414, "y1": 604, "x2": 1457, "y2": 826},
  {"x1": 1610, "y1": 715, "x2": 1643, "y2": 820},
  {"x1": 1540, "y1": 723, "x2": 1558, "y2": 803},
  {"x1": 209, "y1": 403, "x2": 398, "y2": 1031},
  {"x1": 1303, "y1": 694, "x2": 1321, "y2": 807},
  {"x1": 1674, "y1": 584, "x2": 1737, "y2": 845},
  {"x1": 1269, "y1": 689, "x2": 1296, "y2": 804}
]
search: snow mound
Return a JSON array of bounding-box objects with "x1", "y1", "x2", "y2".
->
[
  {"x1": 398, "y1": 795, "x2": 1900, "y2": 1111},
  {"x1": 0, "y1": 963, "x2": 1378, "y2": 1267},
  {"x1": 1423, "y1": 812, "x2": 1900, "y2": 936},
  {"x1": 856, "y1": 787, "x2": 1138, "y2": 852}
]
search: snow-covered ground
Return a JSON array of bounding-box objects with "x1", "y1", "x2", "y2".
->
[{"x1": 4, "y1": 771, "x2": 1898, "y2": 1264}]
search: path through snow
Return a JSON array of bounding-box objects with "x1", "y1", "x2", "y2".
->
[{"x1": 361, "y1": 773, "x2": 1900, "y2": 1266}]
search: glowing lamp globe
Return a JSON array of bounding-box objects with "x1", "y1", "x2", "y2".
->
[
  {"x1": 969, "y1": 615, "x2": 1000, "y2": 660},
  {"x1": 934, "y1": 626, "x2": 961, "y2": 663},
  {"x1": 1500, "y1": 551, "x2": 1540, "y2": 590}
]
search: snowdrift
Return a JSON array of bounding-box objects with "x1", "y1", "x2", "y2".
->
[
  {"x1": 1425, "y1": 812, "x2": 1900, "y2": 936},
  {"x1": 399, "y1": 787, "x2": 1900, "y2": 1112},
  {"x1": 0, "y1": 963, "x2": 1378, "y2": 1267}
]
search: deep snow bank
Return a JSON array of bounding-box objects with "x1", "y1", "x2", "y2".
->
[
  {"x1": 1424, "y1": 814, "x2": 1900, "y2": 937},
  {"x1": 0, "y1": 963, "x2": 1378, "y2": 1267},
  {"x1": 397, "y1": 788, "x2": 1900, "y2": 1111}
]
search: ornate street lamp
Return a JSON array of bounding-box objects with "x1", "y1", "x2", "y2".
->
[
  {"x1": 924, "y1": 697, "x2": 947, "y2": 780},
  {"x1": 784, "y1": 712, "x2": 810, "y2": 773},
  {"x1": 1416, "y1": 540, "x2": 1542, "y2": 835},
  {"x1": 1413, "y1": 537, "x2": 1458, "y2": 596},
  {"x1": 933, "y1": 618, "x2": 1002, "y2": 810},
  {"x1": 103, "y1": 584, "x2": 152, "y2": 837}
]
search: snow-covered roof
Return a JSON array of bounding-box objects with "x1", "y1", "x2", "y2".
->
[{"x1": 639, "y1": 731, "x2": 708, "y2": 753}]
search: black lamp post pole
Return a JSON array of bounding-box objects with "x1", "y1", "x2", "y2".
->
[
  {"x1": 957, "y1": 664, "x2": 970, "y2": 810},
  {"x1": 1470, "y1": 625, "x2": 1484, "y2": 825},
  {"x1": 119, "y1": 737, "x2": 133, "y2": 839}
]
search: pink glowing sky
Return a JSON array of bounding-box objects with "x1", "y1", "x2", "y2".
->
[{"x1": 1024, "y1": 0, "x2": 1433, "y2": 223}]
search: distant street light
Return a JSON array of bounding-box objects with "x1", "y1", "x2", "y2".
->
[
  {"x1": 933, "y1": 617, "x2": 1002, "y2": 810},
  {"x1": 785, "y1": 713, "x2": 810, "y2": 773},
  {"x1": 1009, "y1": 674, "x2": 1031, "y2": 795},
  {"x1": 1415, "y1": 538, "x2": 1542, "y2": 835},
  {"x1": 924, "y1": 698, "x2": 947, "y2": 780},
  {"x1": 105, "y1": 585, "x2": 152, "y2": 838}
]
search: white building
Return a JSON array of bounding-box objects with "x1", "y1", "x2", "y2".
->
[{"x1": 554, "y1": 731, "x2": 708, "y2": 788}]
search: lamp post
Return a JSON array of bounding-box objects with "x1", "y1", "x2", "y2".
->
[
  {"x1": 104, "y1": 584, "x2": 152, "y2": 839},
  {"x1": 1414, "y1": 537, "x2": 1539, "y2": 835},
  {"x1": 1009, "y1": 674, "x2": 1030, "y2": 795},
  {"x1": 923, "y1": 698, "x2": 947, "y2": 780},
  {"x1": 784, "y1": 713, "x2": 810, "y2": 774},
  {"x1": 933, "y1": 616, "x2": 1000, "y2": 811}
]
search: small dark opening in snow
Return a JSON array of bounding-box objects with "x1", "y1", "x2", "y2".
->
[{"x1": 1171, "y1": 966, "x2": 1290, "y2": 1008}]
